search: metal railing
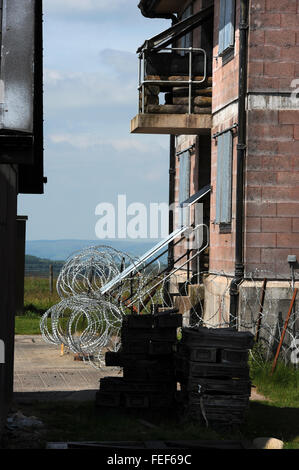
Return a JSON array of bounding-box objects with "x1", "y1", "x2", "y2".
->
[
  {"x1": 103, "y1": 223, "x2": 209, "y2": 312},
  {"x1": 138, "y1": 46, "x2": 207, "y2": 115}
]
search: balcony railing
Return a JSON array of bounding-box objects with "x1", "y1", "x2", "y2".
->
[{"x1": 138, "y1": 46, "x2": 212, "y2": 115}]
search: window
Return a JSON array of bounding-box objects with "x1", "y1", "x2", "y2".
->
[
  {"x1": 218, "y1": 0, "x2": 236, "y2": 56},
  {"x1": 179, "y1": 151, "x2": 191, "y2": 226},
  {"x1": 215, "y1": 131, "x2": 233, "y2": 225}
]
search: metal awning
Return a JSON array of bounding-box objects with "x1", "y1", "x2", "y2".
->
[
  {"x1": 180, "y1": 184, "x2": 211, "y2": 208},
  {"x1": 137, "y1": 4, "x2": 214, "y2": 53}
]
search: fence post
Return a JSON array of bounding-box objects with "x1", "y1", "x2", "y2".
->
[{"x1": 49, "y1": 264, "x2": 53, "y2": 295}]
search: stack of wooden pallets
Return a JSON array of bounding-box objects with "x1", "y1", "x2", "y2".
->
[
  {"x1": 175, "y1": 327, "x2": 254, "y2": 427},
  {"x1": 96, "y1": 310, "x2": 182, "y2": 409}
]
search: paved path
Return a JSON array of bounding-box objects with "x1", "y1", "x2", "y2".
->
[
  {"x1": 13, "y1": 335, "x2": 120, "y2": 401},
  {"x1": 13, "y1": 335, "x2": 266, "y2": 403}
]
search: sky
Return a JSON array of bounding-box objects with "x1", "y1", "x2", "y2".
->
[{"x1": 18, "y1": 0, "x2": 171, "y2": 241}]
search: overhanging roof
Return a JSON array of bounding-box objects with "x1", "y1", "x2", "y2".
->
[
  {"x1": 138, "y1": 0, "x2": 184, "y2": 17},
  {"x1": 137, "y1": 4, "x2": 214, "y2": 52}
]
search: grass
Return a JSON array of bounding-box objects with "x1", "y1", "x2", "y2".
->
[
  {"x1": 15, "y1": 277, "x2": 60, "y2": 335},
  {"x1": 250, "y1": 359, "x2": 299, "y2": 408},
  {"x1": 24, "y1": 276, "x2": 60, "y2": 314},
  {"x1": 247, "y1": 343, "x2": 299, "y2": 449}
]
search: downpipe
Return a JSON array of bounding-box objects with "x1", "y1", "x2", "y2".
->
[{"x1": 229, "y1": 0, "x2": 249, "y2": 329}]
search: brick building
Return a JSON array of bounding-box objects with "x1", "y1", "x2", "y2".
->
[{"x1": 132, "y1": 1, "x2": 299, "y2": 334}]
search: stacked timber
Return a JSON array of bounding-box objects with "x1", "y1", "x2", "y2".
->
[
  {"x1": 175, "y1": 327, "x2": 254, "y2": 428},
  {"x1": 139, "y1": 77, "x2": 212, "y2": 115},
  {"x1": 96, "y1": 310, "x2": 182, "y2": 409}
]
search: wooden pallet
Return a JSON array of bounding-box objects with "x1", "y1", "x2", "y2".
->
[{"x1": 181, "y1": 327, "x2": 254, "y2": 350}]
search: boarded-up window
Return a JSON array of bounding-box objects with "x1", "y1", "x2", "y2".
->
[
  {"x1": 218, "y1": 0, "x2": 235, "y2": 56},
  {"x1": 215, "y1": 131, "x2": 233, "y2": 224},
  {"x1": 179, "y1": 151, "x2": 191, "y2": 226}
]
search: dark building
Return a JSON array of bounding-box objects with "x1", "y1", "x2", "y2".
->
[{"x1": 0, "y1": 0, "x2": 44, "y2": 434}]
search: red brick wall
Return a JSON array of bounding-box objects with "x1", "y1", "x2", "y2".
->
[
  {"x1": 245, "y1": 1, "x2": 299, "y2": 277},
  {"x1": 173, "y1": 0, "x2": 299, "y2": 279},
  {"x1": 209, "y1": 0, "x2": 240, "y2": 275},
  {"x1": 248, "y1": 0, "x2": 299, "y2": 92}
]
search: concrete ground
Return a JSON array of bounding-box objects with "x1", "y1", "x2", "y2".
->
[
  {"x1": 13, "y1": 335, "x2": 120, "y2": 402},
  {"x1": 13, "y1": 335, "x2": 266, "y2": 403}
]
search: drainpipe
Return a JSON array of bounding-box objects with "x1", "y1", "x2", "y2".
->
[
  {"x1": 229, "y1": 0, "x2": 249, "y2": 329},
  {"x1": 168, "y1": 135, "x2": 176, "y2": 271},
  {"x1": 163, "y1": 134, "x2": 176, "y2": 304}
]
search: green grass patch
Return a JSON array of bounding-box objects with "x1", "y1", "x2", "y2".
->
[
  {"x1": 245, "y1": 342, "x2": 299, "y2": 448},
  {"x1": 15, "y1": 313, "x2": 49, "y2": 335},
  {"x1": 251, "y1": 360, "x2": 299, "y2": 408},
  {"x1": 249, "y1": 342, "x2": 299, "y2": 407},
  {"x1": 15, "y1": 277, "x2": 60, "y2": 335},
  {"x1": 24, "y1": 276, "x2": 60, "y2": 314}
]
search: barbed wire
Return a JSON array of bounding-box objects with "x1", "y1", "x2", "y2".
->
[
  {"x1": 40, "y1": 245, "x2": 166, "y2": 367},
  {"x1": 40, "y1": 245, "x2": 298, "y2": 368}
]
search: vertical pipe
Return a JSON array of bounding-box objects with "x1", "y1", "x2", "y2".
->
[
  {"x1": 142, "y1": 51, "x2": 146, "y2": 113},
  {"x1": 229, "y1": 0, "x2": 249, "y2": 329},
  {"x1": 164, "y1": 135, "x2": 176, "y2": 305},
  {"x1": 168, "y1": 135, "x2": 176, "y2": 270}
]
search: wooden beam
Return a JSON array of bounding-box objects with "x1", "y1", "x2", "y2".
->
[{"x1": 130, "y1": 113, "x2": 212, "y2": 135}]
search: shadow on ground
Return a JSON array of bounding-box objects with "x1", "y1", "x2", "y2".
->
[
  {"x1": 244, "y1": 401, "x2": 299, "y2": 445},
  {"x1": 13, "y1": 389, "x2": 98, "y2": 403},
  {"x1": 2, "y1": 393, "x2": 299, "y2": 449}
]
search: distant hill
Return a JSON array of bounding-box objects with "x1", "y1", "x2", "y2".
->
[{"x1": 26, "y1": 239, "x2": 162, "y2": 261}]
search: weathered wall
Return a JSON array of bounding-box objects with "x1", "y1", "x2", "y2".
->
[
  {"x1": 245, "y1": 0, "x2": 299, "y2": 279},
  {"x1": 173, "y1": 0, "x2": 299, "y2": 286},
  {"x1": 0, "y1": 165, "x2": 17, "y2": 434},
  {"x1": 208, "y1": 0, "x2": 240, "y2": 275}
]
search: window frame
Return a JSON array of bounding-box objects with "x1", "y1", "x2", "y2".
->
[
  {"x1": 218, "y1": 0, "x2": 236, "y2": 58},
  {"x1": 215, "y1": 130, "x2": 233, "y2": 226},
  {"x1": 178, "y1": 150, "x2": 191, "y2": 227}
]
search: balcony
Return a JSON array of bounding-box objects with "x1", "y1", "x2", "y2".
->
[
  {"x1": 131, "y1": 46, "x2": 212, "y2": 135},
  {"x1": 131, "y1": 5, "x2": 213, "y2": 135}
]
